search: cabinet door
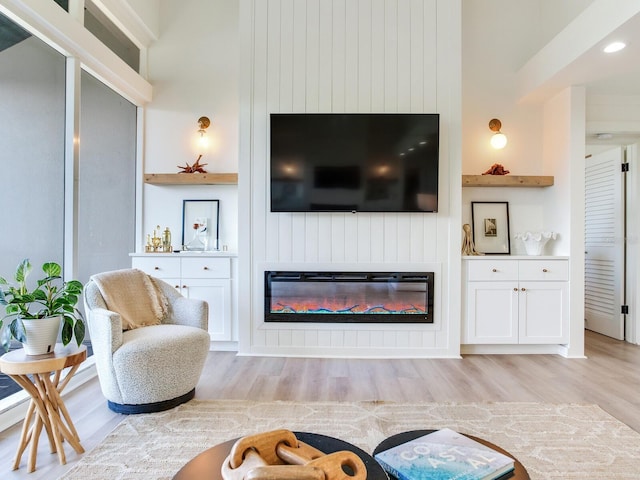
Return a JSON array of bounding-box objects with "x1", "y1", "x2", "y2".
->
[
  {"x1": 466, "y1": 282, "x2": 518, "y2": 343},
  {"x1": 518, "y1": 281, "x2": 569, "y2": 344},
  {"x1": 181, "y1": 278, "x2": 231, "y2": 342}
]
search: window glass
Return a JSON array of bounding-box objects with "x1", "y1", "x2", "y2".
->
[
  {"x1": 0, "y1": 12, "x2": 65, "y2": 278},
  {"x1": 0, "y1": 12, "x2": 66, "y2": 399},
  {"x1": 53, "y1": 0, "x2": 69, "y2": 11},
  {"x1": 84, "y1": 1, "x2": 140, "y2": 72},
  {"x1": 77, "y1": 70, "x2": 137, "y2": 285}
]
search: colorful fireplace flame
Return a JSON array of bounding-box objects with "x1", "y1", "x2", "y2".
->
[
  {"x1": 272, "y1": 301, "x2": 426, "y2": 315},
  {"x1": 270, "y1": 283, "x2": 427, "y2": 315}
]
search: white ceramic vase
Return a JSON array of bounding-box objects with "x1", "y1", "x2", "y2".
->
[
  {"x1": 515, "y1": 231, "x2": 557, "y2": 256},
  {"x1": 22, "y1": 315, "x2": 62, "y2": 355}
]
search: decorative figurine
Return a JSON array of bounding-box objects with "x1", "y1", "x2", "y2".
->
[
  {"x1": 145, "y1": 225, "x2": 172, "y2": 253},
  {"x1": 482, "y1": 163, "x2": 510, "y2": 175},
  {"x1": 162, "y1": 227, "x2": 172, "y2": 253},
  {"x1": 178, "y1": 154, "x2": 208, "y2": 173},
  {"x1": 461, "y1": 223, "x2": 483, "y2": 256}
]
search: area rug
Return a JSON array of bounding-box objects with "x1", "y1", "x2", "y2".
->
[{"x1": 59, "y1": 400, "x2": 640, "y2": 479}]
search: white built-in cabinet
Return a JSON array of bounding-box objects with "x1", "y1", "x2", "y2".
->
[
  {"x1": 131, "y1": 253, "x2": 236, "y2": 343},
  {"x1": 463, "y1": 257, "x2": 569, "y2": 345}
]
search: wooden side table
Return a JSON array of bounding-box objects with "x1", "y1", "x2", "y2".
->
[{"x1": 0, "y1": 344, "x2": 87, "y2": 472}]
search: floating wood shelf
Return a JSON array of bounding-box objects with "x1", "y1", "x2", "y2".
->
[
  {"x1": 144, "y1": 173, "x2": 238, "y2": 185},
  {"x1": 462, "y1": 175, "x2": 554, "y2": 188}
]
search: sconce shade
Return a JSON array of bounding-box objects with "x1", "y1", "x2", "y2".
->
[
  {"x1": 488, "y1": 118, "x2": 507, "y2": 149},
  {"x1": 196, "y1": 116, "x2": 211, "y2": 152},
  {"x1": 198, "y1": 116, "x2": 211, "y2": 130},
  {"x1": 488, "y1": 118, "x2": 501, "y2": 132}
]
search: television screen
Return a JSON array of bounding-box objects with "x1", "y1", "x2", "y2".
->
[{"x1": 270, "y1": 113, "x2": 439, "y2": 213}]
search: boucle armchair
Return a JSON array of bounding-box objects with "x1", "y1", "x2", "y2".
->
[{"x1": 84, "y1": 269, "x2": 210, "y2": 414}]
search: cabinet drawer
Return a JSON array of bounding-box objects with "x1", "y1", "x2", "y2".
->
[
  {"x1": 467, "y1": 260, "x2": 518, "y2": 281},
  {"x1": 132, "y1": 257, "x2": 181, "y2": 278},
  {"x1": 518, "y1": 260, "x2": 568, "y2": 281},
  {"x1": 181, "y1": 257, "x2": 230, "y2": 279}
]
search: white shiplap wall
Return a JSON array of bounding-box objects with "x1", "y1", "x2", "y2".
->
[{"x1": 238, "y1": 0, "x2": 462, "y2": 357}]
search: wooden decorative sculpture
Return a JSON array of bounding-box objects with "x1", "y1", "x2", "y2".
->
[
  {"x1": 482, "y1": 163, "x2": 510, "y2": 175},
  {"x1": 178, "y1": 154, "x2": 208, "y2": 173},
  {"x1": 221, "y1": 429, "x2": 367, "y2": 480},
  {"x1": 462, "y1": 223, "x2": 483, "y2": 256}
]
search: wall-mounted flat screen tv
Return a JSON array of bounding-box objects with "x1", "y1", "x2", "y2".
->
[{"x1": 270, "y1": 113, "x2": 439, "y2": 213}]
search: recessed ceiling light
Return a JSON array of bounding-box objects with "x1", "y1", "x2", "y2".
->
[
  {"x1": 603, "y1": 42, "x2": 626, "y2": 53},
  {"x1": 596, "y1": 133, "x2": 613, "y2": 140}
]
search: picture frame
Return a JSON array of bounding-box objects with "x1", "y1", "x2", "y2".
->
[
  {"x1": 181, "y1": 199, "x2": 220, "y2": 251},
  {"x1": 471, "y1": 201, "x2": 510, "y2": 254}
]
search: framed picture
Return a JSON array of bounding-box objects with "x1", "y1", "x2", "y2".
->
[
  {"x1": 182, "y1": 199, "x2": 220, "y2": 251},
  {"x1": 471, "y1": 201, "x2": 510, "y2": 254}
]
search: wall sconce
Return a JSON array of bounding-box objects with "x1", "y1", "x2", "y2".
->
[
  {"x1": 489, "y1": 118, "x2": 507, "y2": 149},
  {"x1": 197, "y1": 116, "x2": 211, "y2": 151}
]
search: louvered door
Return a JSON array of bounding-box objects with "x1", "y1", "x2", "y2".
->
[{"x1": 584, "y1": 147, "x2": 625, "y2": 340}]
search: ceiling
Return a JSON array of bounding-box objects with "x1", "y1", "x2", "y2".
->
[
  {"x1": 524, "y1": 7, "x2": 640, "y2": 146},
  {"x1": 578, "y1": 12, "x2": 640, "y2": 97}
]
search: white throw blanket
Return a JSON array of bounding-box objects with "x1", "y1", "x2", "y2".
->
[{"x1": 91, "y1": 268, "x2": 169, "y2": 330}]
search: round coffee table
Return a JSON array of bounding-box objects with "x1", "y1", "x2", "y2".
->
[
  {"x1": 0, "y1": 344, "x2": 87, "y2": 473},
  {"x1": 373, "y1": 430, "x2": 529, "y2": 479},
  {"x1": 173, "y1": 431, "x2": 388, "y2": 480}
]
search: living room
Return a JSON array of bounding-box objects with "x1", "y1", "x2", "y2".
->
[{"x1": 1, "y1": 0, "x2": 640, "y2": 478}]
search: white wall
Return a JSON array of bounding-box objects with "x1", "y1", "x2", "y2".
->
[
  {"x1": 1, "y1": 0, "x2": 597, "y2": 355},
  {"x1": 125, "y1": 0, "x2": 160, "y2": 39},
  {"x1": 461, "y1": 1, "x2": 578, "y2": 256},
  {"x1": 142, "y1": 0, "x2": 239, "y2": 251},
  {"x1": 542, "y1": 86, "x2": 586, "y2": 357},
  {"x1": 238, "y1": 0, "x2": 462, "y2": 357}
]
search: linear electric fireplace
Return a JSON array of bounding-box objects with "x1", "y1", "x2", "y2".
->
[{"x1": 264, "y1": 271, "x2": 434, "y2": 323}]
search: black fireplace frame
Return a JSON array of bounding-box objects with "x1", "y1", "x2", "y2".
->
[{"x1": 264, "y1": 271, "x2": 434, "y2": 324}]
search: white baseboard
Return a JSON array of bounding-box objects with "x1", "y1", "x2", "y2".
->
[
  {"x1": 461, "y1": 344, "x2": 567, "y2": 355},
  {"x1": 0, "y1": 357, "x2": 97, "y2": 433},
  {"x1": 210, "y1": 341, "x2": 238, "y2": 352}
]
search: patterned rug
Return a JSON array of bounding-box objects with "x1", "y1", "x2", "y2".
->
[{"x1": 59, "y1": 400, "x2": 640, "y2": 480}]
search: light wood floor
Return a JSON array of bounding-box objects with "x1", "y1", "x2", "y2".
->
[{"x1": 1, "y1": 330, "x2": 639, "y2": 479}]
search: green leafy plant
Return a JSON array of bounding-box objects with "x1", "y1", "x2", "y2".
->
[{"x1": 0, "y1": 259, "x2": 85, "y2": 352}]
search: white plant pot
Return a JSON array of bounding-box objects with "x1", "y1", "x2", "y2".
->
[{"x1": 22, "y1": 315, "x2": 62, "y2": 355}]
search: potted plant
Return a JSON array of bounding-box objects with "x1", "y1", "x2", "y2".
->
[{"x1": 0, "y1": 259, "x2": 85, "y2": 355}]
